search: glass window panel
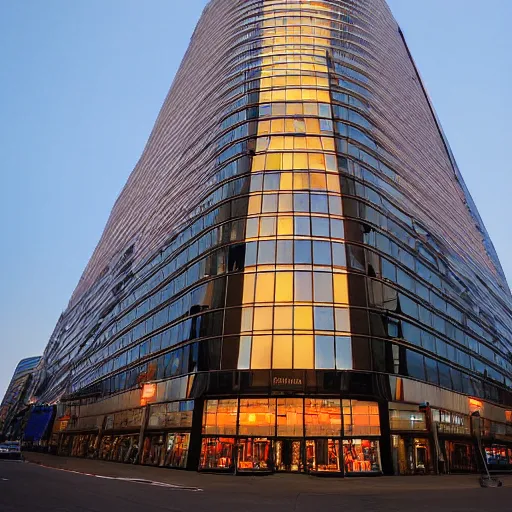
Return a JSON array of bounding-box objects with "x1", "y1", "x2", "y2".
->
[
  {"x1": 311, "y1": 194, "x2": 329, "y2": 213},
  {"x1": 258, "y1": 241, "x2": 275, "y2": 264},
  {"x1": 245, "y1": 241, "x2": 257, "y2": 267},
  {"x1": 255, "y1": 272, "x2": 275, "y2": 302},
  {"x1": 333, "y1": 274, "x2": 349, "y2": 303},
  {"x1": 438, "y1": 362, "x2": 452, "y2": 389},
  {"x1": 294, "y1": 192, "x2": 309, "y2": 212},
  {"x1": 274, "y1": 306, "x2": 293, "y2": 330},
  {"x1": 406, "y1": 350, "x2": 426, "y2": 381},
  {"x1": 315, "y1": 335, "x2": 335, "y2": 369},
  {"x1": 294, "y1": 240, "x2": 312, "y2": 264},
  {"x1": 330, "y1": 219, "x2": 344, "y2": 239},
  {"x1": 264, "y1": 173, "x2": 280, "y2": 191},
  {"x1": 277, "y1": 398, "x2": 304, "y2": 437},
  {"x1": 382, "y1": 259, "x2": 396, "y2": 281},
  {"x1": 251, "y1": 335, "x2": 272, "y2": 369},
  {"x1": 294, "y1": 272, "x2": 312, "y2": 302},
  {"x1": 314, "y1": 272, "x2": 333, "y2": 302},
  {"x1": 311, "y1": 217, "x2": 330, "y2": 237},
  {"x1": 275, "y1": 272, "x2": 293, "y2": 302},
  {"x1": 202, "y1": 399, "x2": 238, "y2": 435},
  {"x1": 238, "y1": 399, "x2": 276, "y2": 436},
  {"x1": 246, "y1": 218, "x2": 259, "y2": 238},
  {"x1": 262, "y1": 194, "x2": 278, "y2": 213},
  {"x1": 277, "y1": 216, "x2": 293, "y2": 236},
  {"x1": 242, "y1": 273, "x2": 256, "y2": 303},
  {"x1": 424, "y1": 356, "x2": 439, "y2": 385},
  {"x1": 241, "y1": 308, "x2": 253, "y2": 332},
  {"x1": 250, "y1": 173, "x2": 263, "y2": 192},
  {"x1": 314, "y1": 306, "x2": 335, "y2": 331},
  {"x1": 280, "y1": 172, "x2": 293, "y2": 190},
  {"x1": 313, "y1": 241, "x2": 332, "y2": 266},
  {"x1": 309, "y1": 153, "x2": 325, "y2": 170},
  {"x1": 294, "y1": 216, "x2": 311, "y2": 236},
  {"x1": 273, "y1": 335, "x2": 293, "y2": 369},
  {"x1": 260, "y1": 216, "x2": 276, "y2": 236},
  {"x1": 279, "y1": 193, "x2": 293, "y2": 211},
  {"x1": 343, "y1": 400, "x2": 380, "y2": 436},
  {"x1": 335, "y1": 308, "x2": 351, "y2": 332},
  {"x1": 294, "y1": 152, "x2": 309, "y2": 169},
  {"x1": 248, "y1": 194, "x2": 262, "y2": 215},
  {"x1": 310, "y1": 172, "x2": 327, "y2": 190},
  {"x1": 253, "y1": 306, "x2": 273, "y2": 331},
  {"x1": 238, "y1": 336, "x2": 252, "y2": 370},
  {"x1": 294, "y1": 334, "x2": 314, "y2": 368},
  {"x1": 335, "y1": 336, "x2": 353, "y2": 369},
  {"x1": 266, "y1": 153, "x2": 282, "y2": 170},
  {"x1": 277, "y1": 240, "x2": 293, "y2": 264},
  {"x1": 305, "y1": 399, "x2": 342, "y2": 436},
  {"x1": 329, "y1": 196, "x2": 343, "y2": 215},
  {"x1": 332, "y1": 242, "x2": 347, "y2": 268},
  {"x1": 293, "y1": 172, "x2": 309, "y2": 190}
]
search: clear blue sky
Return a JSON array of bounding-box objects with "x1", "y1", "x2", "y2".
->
[{"x1": 0, "y1": 0, "x2": 510, "y2": 399}]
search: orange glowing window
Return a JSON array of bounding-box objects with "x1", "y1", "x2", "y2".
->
[{"x1": 142, "y1": 383, "x2": 156, "y2": 400}]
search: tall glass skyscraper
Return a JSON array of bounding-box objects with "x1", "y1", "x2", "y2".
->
[{"x1": 27, "y1": 0, "x2": 512, "y2": 475}]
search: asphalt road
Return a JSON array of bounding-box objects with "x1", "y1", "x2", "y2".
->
[{"x1": 1, "y1": 459, "x2": 511, "y2": 511}]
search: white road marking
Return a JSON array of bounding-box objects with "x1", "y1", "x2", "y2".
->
[{"x1": 31, "y1": 463, "x2": 203, "y2": 491}]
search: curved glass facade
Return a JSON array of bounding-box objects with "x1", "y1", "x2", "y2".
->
[{"x1": 26, "y1": 1, "x2": 512, "y2": 475}]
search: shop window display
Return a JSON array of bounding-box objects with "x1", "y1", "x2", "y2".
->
[
  {"x1": 163, "y1": 433, "x2": 190, "y2": 469},
  {"x1": 485, "y1": 445, "x2": 510, "y2": 467},
  {"x1": 71, "y1": 434, "x2": 94, "y2": 458},
  {"x1": 306, "y1": 438, "x2": 341, "y2": 473},
  {"x1": 445, "y1": 441, "x2": 476, "y2": 473},
  {"x1": 98, "y1": 435, "x2": 114, "y2": 460},
  {"x1": 237, "y1": 438, "x2": 272, "y2": 472},
  {"x1": 200, "y1": 437, "x2": 235, "y2": 470},
  {"x1": 141, "y1": 434, "x2": 166, "y2": 466},
  {"x1": 111, "y1": 435, "x2": 138, "y2": 463},
  {"x1": 343, "y1": 439, "x2": 381, "y2": 474},
  {"x1": 59, "y1": 435, "x2": 73, "y2": 456}
]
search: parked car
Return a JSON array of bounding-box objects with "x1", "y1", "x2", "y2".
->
[{"x1": 0, "y1": 441, "x2": 23, "y2": 460}]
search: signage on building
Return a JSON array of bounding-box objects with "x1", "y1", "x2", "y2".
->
[
  {"x1": 271, "y1": 371, "x2": 304, "y2": 391},
  {"x1": 141, "y1": 383, "x2": 157, "y2": 406}
]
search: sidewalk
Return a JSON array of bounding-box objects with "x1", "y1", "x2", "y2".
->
[{"x1": 22, "y1": 451, "x2": 510, "y2": 494}]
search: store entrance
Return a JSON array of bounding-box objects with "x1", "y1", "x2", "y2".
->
[
  {"x1": 274, "y1": 439, "x2": 303, "y2": 472},
  {"x1": 394, "y1": 436, "x2": 432, "y2": 475}
]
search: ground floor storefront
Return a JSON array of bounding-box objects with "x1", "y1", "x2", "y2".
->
[
  {"x1": 199, "y1": 436, "x2": 381, "y2": 475},
  {"x1": 50, "y1": 391, "x2": 512, "y2": 477}
]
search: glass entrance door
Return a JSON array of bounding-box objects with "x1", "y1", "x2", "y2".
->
[{"x1": 274, "y1": 439, "x2": 304, "y2": 472}]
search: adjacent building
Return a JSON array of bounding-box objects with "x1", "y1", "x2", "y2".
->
[
  {"x1": 26, "y1": 0, "x2": 512, "y2": 475},
  {"x1": 0, "y1": 357, "x2": 41, "y2": 438}
]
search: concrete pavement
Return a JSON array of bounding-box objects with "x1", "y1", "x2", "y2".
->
[{"x1": 0, "y1": 452, "x2": 509, "y2": 511}]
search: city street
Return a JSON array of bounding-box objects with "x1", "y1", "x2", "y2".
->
[{"x1": 0, "y1": 454, "x2": 510, "y2": 511}]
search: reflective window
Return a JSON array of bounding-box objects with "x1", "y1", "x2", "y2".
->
[
  {"x1": 277, "y1": 398, "x2": 304, "y2": 437},
  {"x1": 305, "y1": 399, "x2": 342, "y2": 436},
  {"x1": 202, "y1": 400, "x2": 237, "y2": 435},
  {"x1": 335, "y1": 336, "x2": 353, "y2": 369},
  {"x1": 315, "y1": 335, "x2": 335, "y2": 369},
  {"x1": 239, "y1": 399, "x2": 276, "y2": 436}
]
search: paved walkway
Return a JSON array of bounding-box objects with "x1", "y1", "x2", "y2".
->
[{"x1": 22, "y1": 451, "x2": 510, "y2": 494}]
